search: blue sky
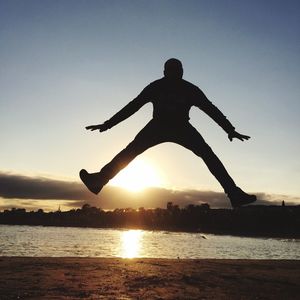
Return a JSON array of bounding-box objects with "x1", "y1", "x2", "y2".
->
[{"x1": 0, "y1": 0, "x2": 299, "y2": 209}]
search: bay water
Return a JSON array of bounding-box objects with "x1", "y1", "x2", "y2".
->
[{"x1": 0, "y1": 225, "x2": 298, "y2": 259}]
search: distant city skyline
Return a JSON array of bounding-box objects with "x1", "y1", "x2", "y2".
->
[{"x1": 1, "y1": 1, "x2": 299, "y2": 210}]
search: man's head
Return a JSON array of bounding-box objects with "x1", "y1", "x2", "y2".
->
[{"x1": 164, "y1": 58, "x2": 183, "y2": 79}]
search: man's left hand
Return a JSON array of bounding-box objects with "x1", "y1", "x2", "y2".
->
[{"x1": 228, "y1": 130, "x2": 251, "y2": 142}]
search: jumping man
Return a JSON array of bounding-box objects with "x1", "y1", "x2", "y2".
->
[{"x1": 80, "y1": 58, "x2": 257, "y2": 208}]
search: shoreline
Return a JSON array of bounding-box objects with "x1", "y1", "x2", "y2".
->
[
  {"x1": 0, "y1": 257, "x2": 299, "y2": 299},
  {"x1": 1, "y1": 223, "x2": 299, "y2": 239},
  {"x1": 1, "y1": 204, "x2": 299, "y2": 239}
]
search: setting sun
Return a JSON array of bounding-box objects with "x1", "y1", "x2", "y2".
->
[{"x1": 109, "y1": 158, "x2": 163, "y2": 192}]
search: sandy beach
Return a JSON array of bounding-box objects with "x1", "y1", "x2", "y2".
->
[{"x1": 0, "y1": 258, "x2": 299, "y2": 299}]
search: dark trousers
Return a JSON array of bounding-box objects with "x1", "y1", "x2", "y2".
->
[{"x1": 99, "y1": 120, "x2": 237, "y2": 193}]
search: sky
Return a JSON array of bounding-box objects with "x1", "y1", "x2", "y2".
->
[{"x1": 0, "y1": 0, "x2": 299, "y2": 210}]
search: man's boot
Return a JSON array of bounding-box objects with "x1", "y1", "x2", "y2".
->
[
  {"x1": 227, "y1": 187, "x2": 257, "y2": 208},
  {"x1": 79, "y1": 169, "x2": 107, "y2": 195}
]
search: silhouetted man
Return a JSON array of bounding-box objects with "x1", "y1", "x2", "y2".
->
[{"x1": 80, "y1": 58, "x2": 256, "y2": 208}]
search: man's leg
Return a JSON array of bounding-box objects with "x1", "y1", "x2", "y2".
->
[
  {"x1": 173, "y1": 123, "x2": 256, "y2": 207},
  {"x1": 80, "y1": 121, "x2": 164, "y2": 194}
]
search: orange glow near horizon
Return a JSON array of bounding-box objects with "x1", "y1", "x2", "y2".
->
[{"x1": 109, "y1": 158, "x2": 164, "y2": 192}]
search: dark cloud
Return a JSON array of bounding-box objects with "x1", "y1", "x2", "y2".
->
[
  {"x1": 0, "y1": 171, "x2": 93, "y2": 200},
  {"x1": 0, "y1": 171, "x2": 299, "y2": 210},
  {"x1": 0, "y1": 171, "x2": 230, "y2": 208}
]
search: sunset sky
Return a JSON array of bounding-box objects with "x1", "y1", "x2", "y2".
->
[{"x1": 1, "y1": 0, "x2": 299, "y2": 210}]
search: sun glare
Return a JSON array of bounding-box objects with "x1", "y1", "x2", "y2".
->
[
  {"x1": 109, "y1": 159, "x2": 163, "y2": 192},
  {"x1": 121, "y1": 230, "x2": 143, "y2": 258}
]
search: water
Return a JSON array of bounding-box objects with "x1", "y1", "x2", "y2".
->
[{"x1": 0, "y1": 225, "x2": 299, "y2": 259}]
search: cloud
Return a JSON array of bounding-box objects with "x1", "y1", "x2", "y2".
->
[
  {"x1": 0, "y1": 171, "x2": 92, "y2": 200},
  {"x1": 0, "y1": 171, "x2": 299, "y2": 210}
]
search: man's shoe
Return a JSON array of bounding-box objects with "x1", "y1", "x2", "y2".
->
[
  {"x1": 228, "y1": 187, "x2": 257, "y2": 208},
  {"x1": 79, "y1": 169, "x2": 105, "y2": 195}
]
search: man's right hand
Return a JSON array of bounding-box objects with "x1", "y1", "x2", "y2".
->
[{"x1": 85, "y1": 123, "x2": 110, "y2": 132}]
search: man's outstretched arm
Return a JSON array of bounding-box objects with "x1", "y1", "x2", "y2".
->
[
  {"x1": 195, "y1": 88, "x2": 251, "y2": 142},
  {"x1": 86, "y1": 87, "x2": 151, "y2": 132}
]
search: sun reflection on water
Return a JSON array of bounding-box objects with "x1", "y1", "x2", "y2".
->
[{"x1": 121, "y1": 230, "x2": 143, "y2": 258}]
